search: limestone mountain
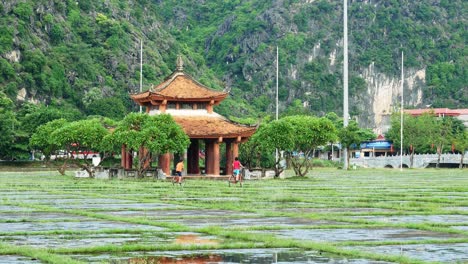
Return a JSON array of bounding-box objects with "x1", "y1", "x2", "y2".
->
[{"x1": 0, "y1": 0, "x2": 466, "y2": 133}]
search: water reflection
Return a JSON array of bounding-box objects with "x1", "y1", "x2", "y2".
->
[{"x1": 107, "y1": 249, "x2": 391, "y2": 264}]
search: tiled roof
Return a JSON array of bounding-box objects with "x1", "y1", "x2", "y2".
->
[
  {"x1": 152, "y1": 71, "x2": 227, "y2": 100},
  {"x1": 405, "y1": 108, "x2": 468, "y2": 116},
  {"x1": 173, "y1": 116, "x2": 257, "y2": 138}
]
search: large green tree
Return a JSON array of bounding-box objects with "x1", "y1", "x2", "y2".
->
[
  {"x1": 386, "y1": 113, "x2": 426, "y2": 168},
  {"x1": 50, "y1": 119, "x2": 110, "y2": 176},
  {"x1": 281, "y1": 115, "x2": 337, "y2": 176},
  {"x1": 29, "y1": 118, "x2": 68, "y2": 161},
  {"x1": 247, "y1": 118, "x2": 295, "y2": 177},
  {"x1": 109, "y1": 113, "x2": 190, "y2": 177}
]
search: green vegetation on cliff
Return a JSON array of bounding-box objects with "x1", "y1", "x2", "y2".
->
[{"x1": 0, "y1": 0, "x2": 466, "y2": 159}]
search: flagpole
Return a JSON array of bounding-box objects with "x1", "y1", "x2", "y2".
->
[
  {"x1": 400, "y1": 51, "x2": 404, "y2": 171},
  {"x1": 139, "y1": 39, "x2": 143, "y2": 113},
  {"x1": 275, "y1": 46, "x2": 279, "y2": 166},
  {"x1": 343, "y1": 0, "x2": 349, "y2": 170}
]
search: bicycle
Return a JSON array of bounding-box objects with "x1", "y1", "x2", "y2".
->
[
  {"x1": 228, "y1": 168, "x2": 243, "y2": 187},
  {"x1": 171, "y1": 174, "x2": 185, "y2": 187}
]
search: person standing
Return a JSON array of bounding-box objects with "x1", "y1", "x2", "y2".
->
[{"x1": 175, "y1": 159, "x2": 184, "y2": 183}]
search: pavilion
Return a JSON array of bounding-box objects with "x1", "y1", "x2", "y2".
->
[{"x1": 124, "y1": 56, "x2": 257, "y2": 176}]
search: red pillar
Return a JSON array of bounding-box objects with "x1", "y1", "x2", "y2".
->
[
  {"x1": 233, "y1": 142, "x2": 239, "y2": 159},
  {"x1": 213, "y1": 141, "x2": 220, "y2": 175},
  {"x1": 158, "y1": 153, "x2": 171, "y2": 176},
  {"x1": 187, "y1": 139, "x2": 200, "y2": 174},
  {"x1": 126, "y1": 150, "x2": 133, "y2": 169},
  {"x1": 225, "y1": 141, "x2": 233, "y2": 176},
  {"x1": 205, "y1": 140, "x2": 213, "y2": 175},
  {"x1": 205, "y1": 140, "x2": 220, "y2": 175}
]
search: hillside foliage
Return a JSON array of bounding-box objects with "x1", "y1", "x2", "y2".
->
[{"x1": 0, "y1": 0, "x2": 466, "y2": 160}]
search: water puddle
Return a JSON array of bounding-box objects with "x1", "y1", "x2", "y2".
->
[
  {"x1": 104, "y1": 209, "x2": 256, "y2": 219},
  {"x1": 17, "y1": 198, "x2": 135, "y2": 205},
  {"x1": 52, "y1": 202, "x2": 180, "y2": 210},
  {"x1": 452, "y1": 226, "x2": 468, "y2": 231},
  {"x1": 0, "y1": 255, "x2": 42, "y2": 263},
  {"x1": 279, "y1": 207, "x2": 397, "y2": 214},
  {"x1": 350, "y1": 214, "x2": 468, "y2": 224},
  {"x1": 0, "y1": 232, "x2": 217, "y2": 249},
  {"x1": 445, "y1": 206, "x2": 468, "y2": 212},
  {"x1": 0, "y1": 205, "x2": 35, "y2": 212},
  {"x1": 269, "y1": 228, "x2": 460, "y2": 242},
  {"x1": 0, "y1": 212, "x2": 94, "y2": 221},
  {"x1": 164, "y1": 197, "x2": 241, "y2": 201},
  {"x1": 71, "y1": 248, "x2": 393, "y2": 263},
  {"x1": 348, "y1": 243, "x2": 468, "y2": 263},
  {"x1": 0, "y1": 220, "x2": 164, "y2": 233},
  {"x1": 153, "y1": 217, "x2": 341, "y2": 228},
  {"x1": 1, "y1": 233, "x2": 170, "y2": 249}
]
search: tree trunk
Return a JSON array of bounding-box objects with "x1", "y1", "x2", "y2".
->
[
  {"x1": 460, "y1": 153, "x2": 465, "y2": 169},
  {"x1": 346, "y1": 147, "x2": 350, "y2": 170},
  {"x1": 410, "y1": 150, "x2": 414, "y2": 168},
  {"x1": 58, "y1": 159, "x2": 68, "y2": 175},
  {"x1": 81, "y1": 163, "x2": 94, "y2": 178},
  {"x1": 273, "y1": 159, "x2": 284, "y2": 178},
  {"x1": 436, "y1": 146, "x2": 442, "y2": 169}
]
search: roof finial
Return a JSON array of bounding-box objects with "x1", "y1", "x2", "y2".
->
[{"x1": 176, "y1": 55, "x2": 184, "y2": 71}]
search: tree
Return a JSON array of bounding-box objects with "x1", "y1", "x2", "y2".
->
[
  {"x1": 50, "y1": 119, "x2": 110, "y2": 176},
  {"x1": 29, "y1": 118, "x2": 68, "y2": 162},
  {"x1": 0, "y1": 91, "x2": 17, "y2": 160},
  {"x1": 86, "y1": 97, "x2": 127, "y2": 120},
  {"x1": 453, "y1": 130, "x2": 468, "y2": 169},
  {"x1": 282, "y1": 115, "x2": 337, "y2": 176},
  {"x1": 248, "y1": 118, "x2": 295, "y2": 177},
  {"x1": 109, "y1": 113, "x2": 190, "y2": 177},
  {"x1": 339, "y1": 121, "x2": 376, "y2": 168},
  {"x1": 386, "y1": 113, "x2": 424, "y2": 168}
]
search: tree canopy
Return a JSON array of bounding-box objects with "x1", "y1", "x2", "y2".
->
[{"x1": 110, "y1": 113, "x2": 190, "y2": 176}]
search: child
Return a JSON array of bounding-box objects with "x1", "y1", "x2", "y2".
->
[
  {"x1": 232, "y1": 157, "x2": 243, "y2": 181},
  {"x1": 175, "y1": 159, "x2": 184, "y2": 183}
]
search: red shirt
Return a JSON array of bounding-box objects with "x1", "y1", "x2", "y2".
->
[{"x1": 233, "y1": 160, "x2": 241, "y2": 170}]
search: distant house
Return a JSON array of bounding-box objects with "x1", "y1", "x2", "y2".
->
[
  {"x1": 357, "y1": 134, "x2": 394, "y2": 158},
  {"x1": 405, "y1": 108, "x2": 468, "y2": 127}
]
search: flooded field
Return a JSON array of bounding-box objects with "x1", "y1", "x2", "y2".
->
[{"x1": 0, "y1": 169, "x2": 467, "y2": 264}]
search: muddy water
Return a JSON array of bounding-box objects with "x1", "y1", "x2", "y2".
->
[
  {"x1": 348, "y1": 243, "x2": 468, "y2": 263},
  {"x1": 270, "y1": 228, "x2": 460, "y2": 242},
  {"x1": 72, "y1": 248, "x2": 393, "y2": 263}
]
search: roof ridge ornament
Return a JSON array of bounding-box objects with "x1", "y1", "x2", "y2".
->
[{"x1": 176, "y1": 55, "x2": 184, "y2": 72}]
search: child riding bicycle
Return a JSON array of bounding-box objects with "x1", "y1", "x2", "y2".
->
[{"x1": 232, "y1": 157, "x2": 243, "y2": 182}]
